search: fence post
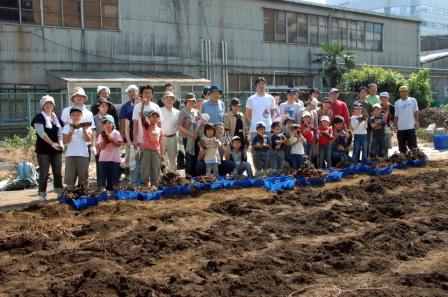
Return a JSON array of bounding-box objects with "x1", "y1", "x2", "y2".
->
[{"x1": 27, "y1": 92, "x2": 32, "y2": 145}]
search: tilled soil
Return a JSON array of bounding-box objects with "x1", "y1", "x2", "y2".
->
[{"x1": 0, "y1": 161, "x2": 447, "y2": 297}]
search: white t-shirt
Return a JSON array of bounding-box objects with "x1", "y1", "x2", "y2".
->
[
  {"x1": 289, "y1": 136, "x2": 305, "y2": 155},
  {"x1": 279, "y1": 102, "x2": 301, "y2": 120},
  {"x1": 246, "y1": 93, "x2": 276, "y2": 132},
  {"x1": 160, "y1": 106, "x2": 180, "y2": 136},
  {"x1": 394, "y1": 97, "x2": 418, "y2": 131},
  {"x1": 63, "y1": 125, "x2": 91, "y2": 157},
  {"x1": 132, "y1": 101, "x2": 162, "y2": 144},
  {"x1": 350, "y1": 115, "x2": 368, "y2": 135}
]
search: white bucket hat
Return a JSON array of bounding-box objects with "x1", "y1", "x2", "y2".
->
[
  {"x1": 163, "y1": 91, "x2": 176, "y2": 101},
  {"x1": 40, "y1": 95, "x2": 55, "y2": 109},
  {"x1": 70, "y1": 87, "x2": 88, "y2": 102},
  {"x1": 125, "y1": 84, "x2": 139, "y2": 93},
  {"x1": 97, "y1": 85, "x2": 111, "y2": 95}
]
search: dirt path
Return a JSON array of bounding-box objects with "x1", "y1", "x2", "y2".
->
[{"x1": 0, "y1": 161, "x2": 447, "y2": 297}]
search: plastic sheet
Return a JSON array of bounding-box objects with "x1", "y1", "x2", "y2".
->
[{"x1": 264, "y1": 176, "x2": 296, "y2": 191}]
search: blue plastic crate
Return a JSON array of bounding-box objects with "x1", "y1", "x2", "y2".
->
[
  {"x1": 434, "y1": 134, "x2": 448, "y2": 150},
  {"x1": 368, "y1": 165, "x2": 394, "y2": 176},
  {"x1": 59, "y1": 191, "x2": 108, "y2": 210},
  {"x1": 392, "y1": 162, "x2": 408, "y2": 170},
  {"x1": 407, "y1": 156, "x2": 428, "y2": 167},
  {"x1": 296, "y1": 176, "x2": 328, "y2": 187},
  {"x1": 160, "y1": 184, "x2": 193, "y2": 196},
  {"x1": 114, "y1": 190, "x2": 139, "y2": 200},
  {"x1": 192, "y1": 177, "x2": 225, "y2": 190},
  {"x1": 233, "y1": 178, "x2": 253, "y2": 188},
  {"x1": 353, "y1": 164, "x2": 370, "y2": 174},
  {"x1": 263, "y1": 176, "x2": 296, "y2": 191},
  {"x1": 138, "y1": 190, "x2": 163, "y2": 201},
  {"x1": 250, "y1": 178, "x2": 265, "y2": 187},
  {"x1": 327, "y1": 170, "x2": 343, "y2": 182}
]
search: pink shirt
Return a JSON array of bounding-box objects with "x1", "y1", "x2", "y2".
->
[
  {"x1": 97, "y1": 129, "x2": 123, "y2": 163},
  {"x1": 142, "y1": 124, "x2": 164, "y2": 153}
]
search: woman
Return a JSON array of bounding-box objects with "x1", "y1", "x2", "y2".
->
[
  {"x1": 31, "y1": 95, "x2": 64, "y2": 202},
  {"x1": 91, "y1": 85, "x2": 119, "y2": 130},
  {"x1": 177, "y1": 93, "x2": 200, "y2": 177}
]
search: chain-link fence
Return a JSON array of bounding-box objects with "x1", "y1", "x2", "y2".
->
[{"x1": 0, "y1": 91, "x2": 362, "y2": 141}]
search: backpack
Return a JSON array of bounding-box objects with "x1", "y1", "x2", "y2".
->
[{"x1": 17, "y1": 162, "x2": 38, "y2": 184}]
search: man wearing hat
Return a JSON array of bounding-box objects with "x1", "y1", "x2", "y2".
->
[
  {"x1": 380, "y1": 92, "x2": 395, "y2": 155},
  {"x1": 280, "y1": 88, "x2": 303, "y2": 122},
  {"x1": 394, "y1": 85, "x2": 419, "y2": 153},
  {"x1": 91, "y1": 85, "x2": 119, "y2": 130},
  {"x1": 224, "y1": 98, "x2": 249, "y2": 147},
  {"x1": 160, "y1": 92, "x2": 180, "y2": 173},
  {"x1": 196, "y1": 86, "x2": 210, "y2": 111},
  {"x1": 329, "y1": 88, "x2": 350, "y2": 127},
  {"x1": 200, "y1": 85, "x2": 226, "y2": 124}
]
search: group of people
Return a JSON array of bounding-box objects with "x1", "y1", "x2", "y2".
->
[{"x1": 32, "y1": 77, "x2": 420, "y2": 202}]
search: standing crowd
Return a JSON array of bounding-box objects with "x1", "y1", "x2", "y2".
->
[{"x1": 32, "y1": 78, "x2": 420, "y2": 202}]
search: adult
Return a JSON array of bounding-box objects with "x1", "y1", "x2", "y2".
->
[
  {"x1": 329, "y1": 88, "x2": 350, "y2": 127},
  {"x1": 31, "y1": 95, "x2": 64, "y2": 202},
  {"x1": 196, "y1": 122, "x2": 235, "y2": 176},
  {"x1": 394, "y1": 86, "x2": 419, "y2": 153},
  {"x1": 196, "y1": 86, "x2": 210, "y2": 111},
  {"x1": 316, "y1": 97, "x2": 333, "y2": 125},
  {"x1": 308, "y1": 88, "x2": 320, "y2": 104},
  {"x1": 380, "y1": 92, "x2": 395, "y2": 156},
  {"x1": 160, "y1": 92, "x2": 180, "y2": 173},
  {"x1": 200, "y1": 85, "x2": 226, "y2": 124},
  {"x1": 279, "y1": 88, "x2": 302, "y2": 122},
  {"x1": 157, "y1": 83, "x2": 181, "y2": 109},
  {"x1": 132, "y1": 85, "x2": 162, "y2": 185},
  {"x1": 224, "y1": 98, "x2": 249, "y2": 147},
  {"x1": 61, "y1": 87, "x2": 96, "y2": 157},
  {"x1": 119, "y1": 84, "x2": 141, "y2": 180},
  {"x1": 366, "y1": 83, "x2": 380, "y2": 106},
  {"x1": 291, "y1": 87, "x2": 304, "y2": 110},
  {"x1": 245, "y1": 77, "x2": 277, "y2": 140},
  {"x1": 177, "y1": 93, "x2": 200, "y2": 177},
  {"x1": 91, "y1": 86, "x2": 119, "y2": 130},
  {"x1": 354, "y1": 86, "x2": 373, "y2": 116}
]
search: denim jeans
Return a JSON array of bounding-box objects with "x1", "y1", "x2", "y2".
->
[
  {"x1": 99, "y1": 161, "x2": 120, "y2": 190},
  {"x1": 233, "y1": 162, "x2": 254, "y2": 177},
  {"x1": 205, "y1": 163, "x2": 219, "y2": 177},
  {"x1": 352, "y1": 134, "x2": 368, "y2": 165},
  {"x1": 270, "y1": 150, "x2": 284, "y2": 173},
  {"x1": 131, "y1": 158, "x2": 144, "y2": 185},
  {"x1": 370, "y1": 134, "x2": 386, "y2": 158},
  {"x1": 290, "y1": 154, "x2": 303, "y2": 169},
  {"x1": 253, "y1": 149, "x2": 269, "y2": 173},
  {"x1": 318, "y1": 144, "x2": 332, "y2": 169},
  {"x1": 304, "y1": 142, "x2": 314, "y2": 160}
]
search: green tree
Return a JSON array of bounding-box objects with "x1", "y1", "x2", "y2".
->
[
  {"x1": 313, "y1": 42, "x2": 356, "y2": 88},
  {"x1": 407, "y1": 68, "x2": 433, "y2": 109}
]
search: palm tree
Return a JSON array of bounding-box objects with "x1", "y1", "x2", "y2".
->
[{"x1": 313, "y1": 42, "x2": 356, "y2": 88}]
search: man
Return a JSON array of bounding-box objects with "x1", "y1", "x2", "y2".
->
[
  {"x1": 224, "y1": 98, "x2": 249, "y2": 146},
  {"x1": 291, "y1": 87, "x2": 304, "y2": 110},
  {"x1": 132, "y1": 85, "x2": 163, "y2": 185},
  {"x1": 245, "y1": 77, "x2": 276, "y2": 140},
  {"x1": 119, "y1": 84, "x2": 140, "y2": 180},
  {"x1": 200, "y1": 85, "x2": 226, "y2": 124},
  {"x1": 91, "y1": 86, "x2": 119, "y2": 129},
  {"x1": 329, "y1": 88, "x2": 350, "y2": 127},
  {"x1": 354, "y1": 86, "x2": 373, "y2": 116},
  {"x1": 394, "y1": 85, "x2": 419, "y2": 153},
  {"x1": 380, "y1": 92, "x2": 395, "y2": 156},
  {"x1": 279, "y1": 88, "x2": 302, "y2": 122},
  {"x1": 160, "y1": 92, "x2": 180, "y2": 173},
  {"x1": 157, "y1": 83, "x2": 180, "y2": 109},
  {"x1": 196, "y1": 86, "x2": 210, "y2": 111},
  {"x1": 366, "y1": 83, "x2": 380, "y2": 106}
]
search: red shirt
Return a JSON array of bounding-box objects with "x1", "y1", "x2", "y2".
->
[
  {"x1": 317, "y1": 126, "x2": 333, "y2": 145},
  {"x1": 142, "y1": 124, "x2": 164, "y2": 153},
  {"x1": 331, "y1": 100, "x2": 350, "y2": 126},
  {"x1": 300, "y1": 123, "x2": 314, "y2": 143}
]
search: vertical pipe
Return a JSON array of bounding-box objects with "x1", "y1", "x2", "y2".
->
[
  {"x1": 205, "y1": 39, "x2": 209, "y2": 80},
  {"x1": 225, "y1": 41, "x2": 229, "y2": 94},
  {"x1": 201, "y1": 38, "x2": 204, "y2": 78},
  {"x1": 221, "y1": 41, "x2": 225, "y2": 91}
]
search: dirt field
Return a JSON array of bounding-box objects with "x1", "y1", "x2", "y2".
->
[{"x1": 0, "y1": 161, "x2": 447, "y2": 297}]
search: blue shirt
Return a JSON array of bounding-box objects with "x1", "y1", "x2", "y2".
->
[
  {"x1": 252, "y1": 133, "x2": 271, "y2": 151},
  {"x1": 119, "y1": 100, "x2": 135, "y2": 142},
  {"x1": 200, "y1": 100, "x2": 225, "y2": 124}
]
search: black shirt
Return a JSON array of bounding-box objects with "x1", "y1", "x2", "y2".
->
[{"x1": 31, "y1": 113, "x2": 64, "y2": 155}]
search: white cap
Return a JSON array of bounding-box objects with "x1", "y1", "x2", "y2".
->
[
  {"x1": 320, "y1": 115, "x2": 330, "y2": 122},
  {"x1": 97, "y1": 85, "x2": 111, "y2": 95},
  {"x1": 70, "y1": 87, "x2": 87, "y2": 102},
  {"x1": 201, "y1": 113, "x2": 210, "y2": 122},
  {"x1": 310, "y1": 97, "x2": 319, "y2": 106},
  {"x1": 125, "y1": 84, "x2": 139, "y2": 93},
  {"x1": 302, "y1": 110, "x2": 311, "y2": 118},
  {"x1": 256, "y1": 121, "x2": 266, "y2": 128},
  {"x1": 40, "y1": 95, "x2": 55, "y2": 108},
  {"x1": 379, "y1": 92, "x2": 390, "y2": 98},
  {"x1": 373, "y1": 103, "x2": 382, "y2": 109}
]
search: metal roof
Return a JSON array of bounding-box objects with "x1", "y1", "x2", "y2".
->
[{"x1": 420, "y1": 50, "x2": 448, "y2": 64}]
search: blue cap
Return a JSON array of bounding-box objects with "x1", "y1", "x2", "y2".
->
[
  {"x1": 101, "y1": 114, "x2": 115, "y2": 126},
  {"x1": 209, "y1": 85, "x2": 222, "y2": 94},
  {"x1": 287, "y1": 88, "x2": 299, "y2": 94}
]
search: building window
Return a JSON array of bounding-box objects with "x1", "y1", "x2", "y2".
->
[
  {"x1": 0, "y1": 0, "x2": 118, "y2": 29},
  {"x1": 264, "y1": 9, "x2": 275, "y2": 41},
  {"x1": 275, "y1": 11, "x2": 286, "y2": 42},
  {"x1": 332, "y1": 18, "x2": 348, "y2": 47},
  {"x1": 309, "y1": 15, "x2": 319, "y2": 45},
  {"x1": 319, "y1": 16, "x2": 328, "y2": 44},
  {"x1": 287, "y1": 12, "x2": 297, "y2": 43},
  {"x1": 348, "y1": 20, "x2": 357, "y2": 48},
  {"x1": 297, "y1": 13, "x2": 308, "y2": 44},
  {"x1": 356, "y1": 21, "x2": 365, "y2": 49}
]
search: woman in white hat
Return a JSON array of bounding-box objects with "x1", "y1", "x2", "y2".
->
[
  {"x1": 91, "y1": 86, "x2": 119, "y2": 130},
  {"x1": 31, "y1": 95, "x2": 64, "y2": 202}
]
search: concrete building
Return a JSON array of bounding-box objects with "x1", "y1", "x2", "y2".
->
[
  {"x1": 327, "y1": 0, "x2": 448, "y2": 36},
  {"x1": 0, "y1": 0, "x2": 420, "y2": 99}
]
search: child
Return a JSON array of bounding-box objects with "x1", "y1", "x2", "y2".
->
[
  {"x1": 270, "y1": 121, "x2": 287, "y2": 175},
  {"x1": 141, "y1": 110, "x2": 164, "y2": 186},
  {"x1": 225, "y1": 136, "x2": 253, "y2": 177},
  {"x1": 331, "y1": 116, "x2": 353, "y2": 166},
  {"x1": 93, "y1": 98, "x2": 110, "y2": 187},
  {"x1": 369, "y1": 103, "x2": 387, "y2": 158},
  {"x1": 317, "y1": 115, "x2": 333, "y2": 169},
  {"x1": 351, "y1": 101, "x2": 368, "y2": 165},
  {"x1": 201, "y1": 124, "x2": 221, "y2": 176},
  {"x1": 62, "y1": 107, "x2": 92, "y2": 190},
  {"x1": 300, "y1": 111, "x2": 315, "y2": 161},
  {"x1": 289, "y1": 124, "x2": 306, "y2": 169},
  {"x1": 96, "y1": 115, "x2": 123, "y2": 191},
  {"x1": 251, "y1": 121, "x2": 270, "y2": 176}
]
